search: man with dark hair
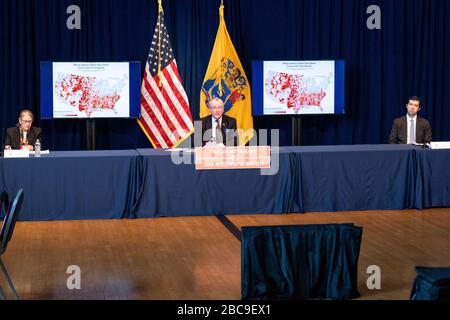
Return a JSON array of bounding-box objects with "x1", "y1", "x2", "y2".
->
[
  {"x1": 4, "y1": 109, "x2": 43, "y2": 150},
  {"x1": 388, "y1": 96, "x2": 432, "y2": 144}
]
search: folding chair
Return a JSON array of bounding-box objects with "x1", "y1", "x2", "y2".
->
[{"x1": 0, "y1": 189, "x2": 24, "y2": 300}]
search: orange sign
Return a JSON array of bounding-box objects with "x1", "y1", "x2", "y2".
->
[{"x1": 195, "y1": 146, "x2": 271, "y2": 170}]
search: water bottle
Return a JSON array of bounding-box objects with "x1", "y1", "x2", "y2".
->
[{"x1": 35, "y1": 139, "x2": 41, "y2": 157}]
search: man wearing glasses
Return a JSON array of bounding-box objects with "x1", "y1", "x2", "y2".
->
[
  {"x1": 200, "y1": 97, "x2": 238, "y2": 147},
  {"x1": 4, "y1": 109, "x2": 43, "y2": 151}
]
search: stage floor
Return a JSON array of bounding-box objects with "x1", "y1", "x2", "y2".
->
[{"x1": 2, "y1": 208, "x2": 449, "y2": 300}]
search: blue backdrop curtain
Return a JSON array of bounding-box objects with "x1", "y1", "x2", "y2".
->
[{"x1": 1, "y1": 0, "x2": 449, "y2": 150}]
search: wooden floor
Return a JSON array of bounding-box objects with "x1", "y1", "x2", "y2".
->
[{"x1": 1, "y1": 208, "x2": 449, "y2": 300}]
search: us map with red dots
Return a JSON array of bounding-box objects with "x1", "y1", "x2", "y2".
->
[
  {"x1": 52, "y1": 63, "x2": 129, "y2": 118},
  {"x1": 263, "y1": 61, "x2": 335, "y2": 114}
]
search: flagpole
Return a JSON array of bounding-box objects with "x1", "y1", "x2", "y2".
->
[
  {"x1": 217, "y1": 2, "x2": 224, "y2": 96},
  {"x1": 157, "y1": 0, "x2": 163, "y2": 87}
]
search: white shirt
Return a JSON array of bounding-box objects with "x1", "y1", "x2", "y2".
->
[{"x1": 406, "y1": 115, "x2": 417, "y2": 144}]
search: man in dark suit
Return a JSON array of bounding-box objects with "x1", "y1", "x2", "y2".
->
[
  {"x1": 4, "y1": 109, "x2": 43, "y2": 150},
  {"x1": 201, "y1": 97, "x2": 238, "y2": 146},
  {"x1": 388, "y1": 96, "x2": 432, "y2": 144}
]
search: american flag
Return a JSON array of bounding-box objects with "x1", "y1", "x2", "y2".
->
[{"x1": 137, "y1": 7, "x2": 194, "y2": 148}]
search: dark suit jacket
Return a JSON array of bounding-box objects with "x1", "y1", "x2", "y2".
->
[
  {"x1": 4, "y1": 126, "x2": 43, "y2": 150},
  {"x1": 200, "y1": 114, "x2": 238, "y2": 146},
  {"x1": 388, "y1": 116, "x2": 432, "y2": 144}
]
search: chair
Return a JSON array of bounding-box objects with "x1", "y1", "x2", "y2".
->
[
  {"x1": 0, "y1": 189, "x2": 24, "y2": 300},
  {"x1": 410, "y1": 266, "x2": 450, "y2": 300},
  {"x1": 0, "y1": 191, "x2": 8, "y2": 221},
  {"x1": 0, "y1": 191, "x2": 9, "y2": 299}
]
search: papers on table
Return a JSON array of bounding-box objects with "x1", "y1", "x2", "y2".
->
[
  {"x1": 166, "y1": 148, "x2": 194, "y2": 153},
  {"x1": 430, "y1": 142, "x2": 450, "y2": 149},
  {"x1": 29, "y1": 150, "x2": 50, "y2": 155},
  {"x1": 3, "y1": 149, "x2": 30, "y2": 158},
  {"x1": 3, "y1": 149, "x2": 50, "y2": 158}
]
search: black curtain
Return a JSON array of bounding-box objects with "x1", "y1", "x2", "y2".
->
[{"x1": 1, "y1": 0, "x2": 449, "y2": 150}]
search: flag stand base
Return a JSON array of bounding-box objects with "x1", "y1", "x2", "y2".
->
[
  {"x1": 291, "y1": 117, "x2": 301, "y2": 146},
  {"x1": 86, "y1": 119, "x2": 96, "y2": 150}
]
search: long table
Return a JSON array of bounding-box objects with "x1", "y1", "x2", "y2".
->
[
  {"x1": 0, "y1": 145, "x2": 448, "y2": 220},
  {"x1": 134, "y1": 148, "x2": 301, "y2": 218},
  {"x1": 0, "y1": 150, "x2": 141, "y2": 220}
]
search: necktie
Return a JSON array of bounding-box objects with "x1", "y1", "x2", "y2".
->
[
  {"x1": 21, "y1": 131, "x2": 28, "y2": 147},
  {"x1": 409, "y1": 119, "x2": 415, "y2": 144},
  {"x1": 215, "y1": 119, "x2": 222, "y2": 144}
]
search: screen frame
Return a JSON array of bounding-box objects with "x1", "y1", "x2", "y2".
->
[
  {"x1": 40, "y1": 61, "x2": 141, "y2": 119},
  {"x1": 251, "y1": 60, "x2": 345, "y2": 116}
]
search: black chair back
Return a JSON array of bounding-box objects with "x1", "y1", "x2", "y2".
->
[
  {"x1": 0, "y1": 191, "x2": 9, "y2": 239},
  {"x1": 0, "y1": 189, "x2": 23, "y2": 255},
  {"x1": 0, "y1": 191, "x2": 8, "y2": 215}
]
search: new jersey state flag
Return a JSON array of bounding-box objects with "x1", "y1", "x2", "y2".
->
[{"x1": 200, "y1": 3, "x2": 253, "y2": 145}]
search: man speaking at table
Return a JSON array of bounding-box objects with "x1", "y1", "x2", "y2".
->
[
  {"x1": 4, "y1": 109, "x2": 43, "y2": 151},
  {"x1": 201, "y1": 97, "x2": 238, "y2": 147},
  {"x1": 388, "y1": 96, "x2": 432, "y2": 144}
]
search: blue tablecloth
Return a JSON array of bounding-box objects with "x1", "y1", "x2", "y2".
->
[
  {"x1": 293, "y1": 144, "x2": 418, "y2": 212},
  {"x1": 134, "y1": 145, "x2": 420, "y2": 217},
  {"x1": 0, "y1": 150, "x2": 141, "y2": 220},
  {"x1": 0, "y1": 145, "x2": 448, "y2": 220},
  {"x1": 134, "y1": 148, "x2": 301, "y2": 217},
  {"x1": 415, "y1": 149, "x2": 450, "y2": 209}
]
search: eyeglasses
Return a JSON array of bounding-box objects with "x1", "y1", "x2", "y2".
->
[{"x1": 21, "y1": 119, "x2": 33, "y2": 123}]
